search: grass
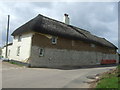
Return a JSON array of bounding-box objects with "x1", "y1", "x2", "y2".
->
[
  {"x1": 0, "y1": 55, "x2": 3, "y2": 59},
  {"x1": 96, "y1": 65, "x2": 120, "y2": 89},
  {"x1": 8, "y1": 61, "x2": 24, "y2": 67},
  {"x1": 96, "y1": 75, "x2": 118, "y2": 88}
]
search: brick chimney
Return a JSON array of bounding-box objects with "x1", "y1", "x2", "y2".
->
[{"x1": 63, "y1": 13, "x2": 70, "y2": 24}]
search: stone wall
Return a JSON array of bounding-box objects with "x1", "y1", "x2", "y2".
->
[
  {"x1": 29, "y1": 46, "x2": 119, "y2": 68},
  {"x1": 28, "y1": 33, "x2": 118, "y2": 68}
]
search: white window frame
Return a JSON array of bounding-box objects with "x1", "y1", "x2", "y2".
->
[
  {"x1": 39, "y1": 48, "x2": 44, "y2": 57},
  {"x1": 17, "y1": 46, "x2": 21, "y2": 56},
  {"x1": 51, "y1": 36, "x2": 57, "y2": 44},
  {"x1": 18, "y1": 35, "x2": 22, "y2": 42}
]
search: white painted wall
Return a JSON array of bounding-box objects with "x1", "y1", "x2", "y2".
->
[{"x1": 10, "y1": 32, "x2": 34, "y2": 62}]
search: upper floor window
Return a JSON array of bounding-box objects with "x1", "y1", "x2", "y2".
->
[
  {"x1": 72, "y1": 40, "x2": 75, "y2": 46},
  {"x1": 18, "y1": 35, "x2": 22, "y2": 42},
  {"x1": 51, "y1": 36, "x2": 57, "y2": 44},
  {"x1": 91, "y1": 44, "x2": 95, "y2": 48},
  {"x1": 17, "y1": 46, "x2": 21, "y2": 56}
]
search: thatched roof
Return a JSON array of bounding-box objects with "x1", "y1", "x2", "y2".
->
[{"x1": 12, "y1": 14, "x2": 117, "y2": 49}]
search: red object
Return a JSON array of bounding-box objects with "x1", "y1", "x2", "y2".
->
[{"x1": 101, "y1": 59, "x2": 116, "y2": 64}]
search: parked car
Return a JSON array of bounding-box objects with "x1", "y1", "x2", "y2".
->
[{"x1": 1, "y1": 57, "x2": 9, "y2": 62}]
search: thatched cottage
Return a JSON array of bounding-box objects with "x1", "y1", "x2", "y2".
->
[{"x1": 2, "y1": 14, "x2": 119, "y2": 67}]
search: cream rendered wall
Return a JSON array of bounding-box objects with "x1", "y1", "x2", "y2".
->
[{"x1": 10, "y1": 33, "x2": 34, "y2": 62}]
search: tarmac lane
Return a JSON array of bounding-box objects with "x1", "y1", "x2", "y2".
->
[{"x1": 2, "y1": 61, "x2": 117, "y2": 88}]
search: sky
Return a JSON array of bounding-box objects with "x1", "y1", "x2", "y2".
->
[{"x1": 0, "y1": 1, "x2": 119, "y2": 51}]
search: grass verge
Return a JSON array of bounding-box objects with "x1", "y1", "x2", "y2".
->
[
  {"x1": 96, "y1": 65, "x2": 120, "y2": 89},
  {"x1": 8, "y1": 61, "x2": 24, "y2": 67}
]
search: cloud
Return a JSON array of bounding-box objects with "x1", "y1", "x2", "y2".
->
[
  {"x1": 49, "y1": 2, "x2": 118, "y2": 48},
  {"x1": 31, "y1": 2, "x2": 53, "y2": 8},
  {"x1": 0, "y1": 2, "x2": 118, "y2": 51}
]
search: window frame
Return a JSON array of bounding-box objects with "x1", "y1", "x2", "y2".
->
[
  {"x1": 39, "y1": 48, "x2": 44, "y2": 57},
  {"x1": 8, "y1": 49, "x2": 10, "y2": 56},
  {"x1": 17, "y1": 46, "x2": 21, "y2": 56},
  {"x1": 51, "y1": 36, "x2": 57, "y2": 44}
]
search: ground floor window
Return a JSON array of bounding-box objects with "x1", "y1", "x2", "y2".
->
[
  {"x1": 8, "y1": 49, "x2": 10, "y2": 56},
  {"x1": 39, "y1": 48, "x2": 44, "y2": 57}
]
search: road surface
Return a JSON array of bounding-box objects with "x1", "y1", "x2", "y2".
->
[{"x1": 2, "y1": 61, "x2": 117, "y2": 88}]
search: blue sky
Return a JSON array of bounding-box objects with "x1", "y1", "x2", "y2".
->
[{"x1": 0, "y1": 2, "x2": 119, "y2": 51}]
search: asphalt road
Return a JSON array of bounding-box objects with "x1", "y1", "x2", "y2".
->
[{"x1": 2, "y1": 61, "x2": 117, "y2": 88}]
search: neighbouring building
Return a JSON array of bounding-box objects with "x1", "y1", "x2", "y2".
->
[
  {"x1": 2, "y1": 43, "x2": 12, "y2": 59},
  {"x1": 2, "y1": 14, "x2": 119, "y2": 67}
]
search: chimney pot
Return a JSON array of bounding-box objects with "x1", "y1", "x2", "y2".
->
[
  {"x1": 63, "y1": 13, "x2": 70, "y2": 24},
  {"x1": 64, "y1": 14, "x2": 68, "y2": 16}
]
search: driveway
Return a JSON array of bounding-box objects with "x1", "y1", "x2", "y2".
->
[{"x1": 2, "y1": 61, "x2": 117, "y2": 88}]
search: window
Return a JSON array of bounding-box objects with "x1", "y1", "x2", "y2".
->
[
  {"x1": 18, "y1": 35, "x2": 22, "y2": 42},
  {"x1": 91, "y1": 44, "x2": 95, "y2": 48},
  {"x1": 17, "y1": 46, "x2": 21, "y2": 56},
  {"x1": 51, "y1": 36, "x2": 57, "y2": 44},
  {"x1": 8, "y1": 50, "x2": 10, "y2": 56},
  {"x1": 39, "y1": 48, "x2": 44, "y2": 57},
  {"x1": 72, "y1": 40, "x2": 75, "y2": 46}
]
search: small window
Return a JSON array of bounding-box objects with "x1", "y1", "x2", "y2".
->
[
  {"x1": 91, "y1": 44, "x2": 95, "y2": 48},
  {"x1": 51, "y1": 36, "x2": 57, "y2": 44},
  {"x1": 8, "y1": 50, "x2": 10, "y2": 56},
  {"x1": 17, "y1": 46, "x2": 21, "y2": 56},
  {"x1": 39, "y1": 48, "x2": 44, "y2": 57},
  {"x1": 18, "y1": 35, "x2": 22, "y2": 42},
  {"x1": 72, "y1": 40, "x2": 75, "y2": 46}
]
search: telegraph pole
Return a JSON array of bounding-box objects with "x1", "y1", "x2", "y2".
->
[{"x1": 5, "y1": 15, "x2": 10, "y2": 58}]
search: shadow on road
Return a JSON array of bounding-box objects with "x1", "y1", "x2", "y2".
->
[
  {"x1": 2, "y1": 60, "x2": 118, "y2": 70},
  {"x1": 30, "y1": 64, "x2": 118, "y2": 70}
]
